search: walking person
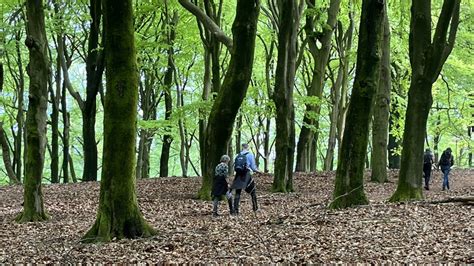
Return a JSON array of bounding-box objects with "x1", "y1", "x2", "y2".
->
[
  {"x1": 423, "y1": 148, "x2": 434, "y2": 190},
  {"x1": 230, "y1": 143, "x2": 259, "y2": 215},
  {"x1": 437, "y1": 147, "x2": 454, "y2": 191},
  {"x1": 211, "y1": 155, "x2": 233, "y2": 217}
]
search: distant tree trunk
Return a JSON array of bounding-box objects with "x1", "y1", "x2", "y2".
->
[
  {"x1": 370, "y1": 7, "x2": 391, "y2": 183},
  {"x1": 13, "y1": 32, "x2": 25, "y2": 182},
  {"x1": 0, "y1": 122, "x2": 20, "y2": 184},
  {"x1": 330, "y1": 0, "x2": 385, "y2": 209},
  {"x1": 61, "y1": 95, "x2": 70, "y2": 183},
  {"x1": 388, "y1": 113, "x2": 401, "y2": 168},
  {"x1": 83, "y1": 0, "x2": 105, "y2": 182},
  {"x1": 390, "y1": 0, "x2": 460, "y2": 202},
  {"x1": 185, "y1": 0, "x2": 260, "y2": 200},
  {"x1": 68, "y1": 152, "x2": 77, "y2": 183},
  {"x1": 272, "y1": 0, "x2": 302, "y2": 192},
  {"x1": 49, "y1": 14, "x2": 62, "y2": 184},
  {"x1": 16, "y1": 0, "x2": 50, "y2": 222},
  {"x1": 83, "y1": 0, "x2": 156, "y2": 242},
  {"x1": 433, "y1": 104, "x2": 441, "y2": 162},
  {"x1": 159, "y1": 11, "x2": 178, "y2": 178},
  {"x1": 295, "y1": 0, "x2": 341, "y2": 172}
]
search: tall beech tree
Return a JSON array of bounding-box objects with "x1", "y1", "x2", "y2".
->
[
  {"x1": 390, "y1": 0, "x2": 460, "y2": 202},
  {"x1": 370, "y1": 4, "x2": 391, "y2": 183},
  {"x1": 64, "y1": 0, "x2": 105, "y2": 182},
  {"x1": 83, "y1": 0, "x2": 155, "y2": 242},
  {"x1": 295, "y1": 0, "x2": 341, "y2": 172},
  {"x1": 16, "y1": 0, "x2": 50, "y2": 222},
  {"x1": 330, "y1": 0, "x2": 385, "y2": 209},
  {"x1": 180, "y1": 0, "x2": 260, "y2": 200},
  {"x1": 159, "y1": 10, "x2": 178, "y2": 178},
  {"x1": 271, "y1": 0, "x2": 303, "y2": 192}
]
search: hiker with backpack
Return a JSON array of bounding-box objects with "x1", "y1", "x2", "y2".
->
[
  {"x1": 230, "y1": 143, "x2": 259, "y2": 215},
  {"x1": 211, "y1": 155, "x2": 233, "y2": 217},
  {"x1": 437, "y1": 147, "x2": 455, "y2": 191},
  {"x1": 423, "y1": 148, "x2": 435, "y2": 190}
]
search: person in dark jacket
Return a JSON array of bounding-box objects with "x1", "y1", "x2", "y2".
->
[
  {"x1": 230, "y1": 143, "x2": 259, "y2": 215},
  {"x1": 423, "y1": 148, "x2": 434, "y2": 190},
  {"x1": 212, "y1": 155, "x2": 233, "y2": 217},
  {"x1": 437, "y1": 147, "x2": 454, "y2": 190}
]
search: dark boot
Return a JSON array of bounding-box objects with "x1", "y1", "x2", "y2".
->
[
  {"x1": 227, "y1": 198, "x2": 233, "y2": 214},
  {"x1": 251, "y1": 191, "x2": 258, "y2": 212}
]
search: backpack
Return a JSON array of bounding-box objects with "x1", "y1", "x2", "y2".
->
[
  {"x1": 423, "y1": 153, "x2": 432, "y2": 164},
  {"x1": 234, "y1": 152, "x2": 248, "y2": 175}
]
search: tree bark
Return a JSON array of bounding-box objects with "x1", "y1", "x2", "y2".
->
[
  {"x1": 295, "y1": 0, "x2": 341, "y2": 172},
  {"x1": 0, "y1": 122, "x2": 20, "y2": 184},
  {"x1": 272, "y1": 0, "x2": 302, "y2": 192},
  {"x1": 390, "y1": 0, "x2": 460, "y2": 202},
  {"x1": 159, "y1": 11, "x2": 178, "y2": 178},
  {"x1": 83, "y1": 0, "x2": 105, "y2": 182},
  {"x1": 198, "y1": 0, "x2": 260, "y2": 200},
  {"x1": 16, "y1": 0, "x2": 50, "y2": 222},
  {"x1": 370, "y1": 6, "x2": 391, "y2": 183},
  {"x1": 83, "y1": 0, "x2": 156, "y2": 242},
  {"x1": 330, "y1": 0, "x2": 385, "y2": 209}
]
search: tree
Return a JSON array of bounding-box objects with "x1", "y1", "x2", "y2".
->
[
  {"x1": 159, "y1": 9, "x2": 178, "y2": 178},
  {"x1": 0, "y1": 122, "x2": 19, "y2": 184},
  {"x1": 83, "y1": 0, "x2": 155, "y2": 242},
  {"x1": 390, "y1": 0, "x2": 460, "y2": 202},
  {"x1": 179, "y1": 0, "x2": 261, "y2": 200},
  {"x1": 271, "y1": 0, "x2": 303, "y2": 192},
  {"x1": 295, "y1": 0, "x2": 341, "y2": 172},
  {"x1": 370, "y1": 4, "x2": 391, "y2": 183},
  {"x1": 16, "y1": 0, "x2": 50, "y2": 222},
  {"x1": 330, "y1": 0, "x2": 386, "y2": 209}
]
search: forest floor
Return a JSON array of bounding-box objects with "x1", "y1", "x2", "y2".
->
[{"x1": 0, "y1": 169, "x2": 473, "y2": 263}]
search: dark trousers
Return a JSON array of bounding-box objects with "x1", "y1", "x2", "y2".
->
[
  {"x1": 233, "y1": 177, "x2": 258, "y2": 214},
  {"x1": 423, "y1": 163, "x2": 432, "y2": 189}
]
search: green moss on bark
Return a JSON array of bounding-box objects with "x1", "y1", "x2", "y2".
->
[{"x1": 82, "y1": 0, "x2": 155, "y2": 242}]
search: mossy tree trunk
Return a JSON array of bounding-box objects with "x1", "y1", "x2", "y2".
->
[
  {"x1": 390, "y1": 0, "x2": 460, "y2": 202},
  {"x1": 370, "y1": 6, "x2": 391, "y2": 183},
  {"x1": 179, "y1": 0, "x2": 260, "y2": 199},
  {"x1": 198, "y1": 0, "x2": 260, "y2": 200},
  {"x1": 272, "y1": 0, "x2": 303, "y2": 192},
  {"x1": 330, "y1": 0, "x2": 385, "y2": 209},
  {"x1": 295, "y1": 0, "x2": 341, "y2": 172},
  {"x1": 159, "y1": 11, "x2": 178, "y2": 178},
  {"x1": 83, "y1": 0, "x2": 156, "y2": 242},
  {"x1": 16, "y1": 0, "x2": 50, "y2": 222}
]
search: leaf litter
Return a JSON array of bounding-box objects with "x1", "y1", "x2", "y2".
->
[{"x1": 0, "y1": 169, "x2": 472, "y2": 263}]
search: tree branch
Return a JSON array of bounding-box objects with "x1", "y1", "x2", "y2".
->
[{"x1": 178, "y1": 0, "x2": 232, "y2": 50}]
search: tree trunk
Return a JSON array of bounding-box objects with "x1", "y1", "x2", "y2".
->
[
  {"x1": 159, "y1": 11, "x2": 178, "y2": 178},
  {"x1": 14, "y1": 33, "x2": 25, "y2": 182},
  {"x1": 295, "y1": 0, "x2": 341, "y2": 172},
  {"x1": 61, "y1": 98, "x2": 69, "y2": 183},
  {"x1": 16, "y1": 0, "x2": 50, "y2": 222},
  {"x1": 49, "y1": 84, "x2": 59, "y2": 184},
  {"x1": 370, "y1": 7, "x2": 391, "y2": 183},
  {"x1": 390, "y1": 0, "x2": 460, "y2": 202},
  {"x1": 83, "y1": 0, "x2": 105, "y2": 182},
  {"x1": 0, "y1": 122, "x2": 20, "y2": 184},
  {"x1": 387, "y1": 111, "x2": 401, "y2": 168},
  {"x1": 83, "y1": 0, "x2": 156, "y2": 242},
  {"x1": 272, "y1": 0, "x2": 302, "y2": 192},
  {"x1": 330, "y1": 0, "x2": 385, "y2": 209},
  {"x1": 198, "y1": 0, "x2": 260, "y2": 200}
]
